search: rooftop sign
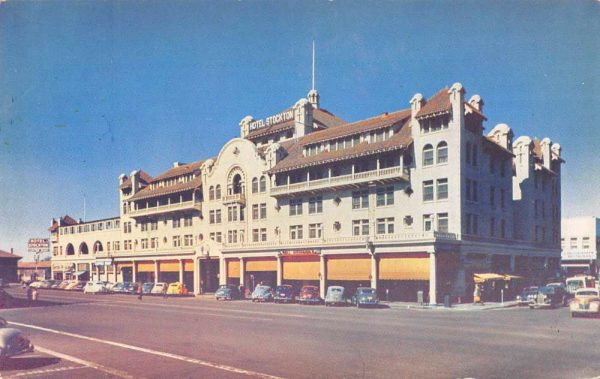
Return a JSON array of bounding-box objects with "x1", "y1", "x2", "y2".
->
[
  {"x1": 28, "y1": 238, "x2": 50, "y2": 253},
  {"x1": 249, "y1": 110, "x2": 294, "y2": 131}
]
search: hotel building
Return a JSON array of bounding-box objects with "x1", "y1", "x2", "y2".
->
[
  {"x1": 50, "y1": 83, "x2": 563, "y2": 303},
  {"x1": 561, "y1": 217, "x2": 600, "y2": 277}
]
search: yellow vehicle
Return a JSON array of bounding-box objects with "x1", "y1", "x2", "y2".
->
[{"x1": 166, "y1": 282, "x2": 189, "y2": 296}]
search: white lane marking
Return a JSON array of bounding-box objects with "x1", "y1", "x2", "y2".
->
[
  {"x1": 87, "y1": 302, "x2": 275, "y2": 321},
  {"x1": 33, "y1": 346, "x2": 135, "y2": 379},
  {"x1": 4, "y1": 365, "x2": 85, "y2": 379},
  {"x1": 10, "y1": 322, "x2": 284, "y2": 379}
]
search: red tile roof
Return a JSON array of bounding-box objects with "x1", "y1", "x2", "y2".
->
[
  {"x1": 49, "y1": 215, "x2": 78, "y2": 232},
  {"x1": 246, "y1": 108, "x2": 346, "y2": 141},
  {"x1": 120, "y1": 170, "x2": 153, "y2": 190},
  {"x1": 246, "y1": 119, "x2": 295, "y2": 140},
  {"x1": 465, "y1": 102, "x2": 487, "y2": 121},
  {"x1": 129, "y1": 176, "x2": 202, "y2": 201},
  {"x1": 0, "y1": 250, "x2": 22, "y2": 259},
  {"x1": 416, "y1": 88, "x2": 451, "y2": 119},
  {"x1": 268, "y1": 115, "x2": 412, "y2": 174},
  {"x1": 152, "y1": 161, "x2": 203, "y2": 182},
  {"x1": 18, "y1": 261, "x2": 51, "y2": 269}
]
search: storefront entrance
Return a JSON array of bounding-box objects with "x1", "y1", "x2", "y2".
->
[
  {"x1": 378, "y1": 253, "x2": 430, "y2": 302},
  {"x1": 282, "y1": 255, "x2": 320, "y2": 291},
  {"x1": 136, "y1": 262, "x2": 155, "y2": 283},
  {"x1": 326, "y1": 255, "x2": 371, "y2": 296},
  {"x1": 200, "y1": 259, "x2": 219, "y2": 293},
  {"x1": 245, "y1": 258, "x2": 277, "y2": 290},
  {"x1": 158, "y1": 260, "x2": 179, "y2": 284},
  {"x1": 226, "y1": 259, "x2": 240, "y2": 286}
]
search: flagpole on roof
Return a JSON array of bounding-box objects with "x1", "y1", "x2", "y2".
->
[{"x1": 312, "y1": 40, "x2": 315, "y2": 91}]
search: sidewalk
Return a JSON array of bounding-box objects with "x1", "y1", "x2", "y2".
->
[{"x1": 381, "y1": 300, "x2": 519, "y2": 311}]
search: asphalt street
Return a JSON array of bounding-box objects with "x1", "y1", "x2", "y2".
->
[{"x1": 1, "y1": 287, "x2": 599, "y2": 379}]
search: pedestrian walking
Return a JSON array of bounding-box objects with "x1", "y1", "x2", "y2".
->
[
  {"x1": 26, "y1": 285, "x2": 33, "y2": 302},
  {"x1": 162, "y1": 285, "x2": 168, "y2": 299},
  {"x1": 137, "y1": 283, "x2": 143, "y2": 300}
]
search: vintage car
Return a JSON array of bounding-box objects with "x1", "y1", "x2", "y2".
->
[
  {"x1": 141, "y1": 282, "x2": 155, "y2": 294},
  {"x1": 0, "y1": 318, "x2": 34, "y2": 367},
  {"x1": 167, "y1": 282, "x2": 189, "y2": 296},
  {"x1": 570, "y1": 288, "x2": 600, "y2": 318},
  {"x1": 215, "y1": 285, "x2": 241, "y2": 300},
  {"x1": 298, "y1": 285, "x2": 321, "y2": 305},
  {"x1": 325, "y1": 286, "x2": 348, "y2": 306},
  {"x1": 351, "y1": 287, "x2": 379, "y2": 308},
  {"x1": 566, "y1": 276, "x2": 595, "y2": 296},
  {"x1": 251, "y1": 285, "x2": 273, "y2": 302},
  {"x1": 516, "y1": 286, "x2": 539, "y2": 305},
  {"x1": 64, "y1": 281, "x2": 81, "y2": 291},
  {"x1": 151, "y1": 282, "x2": 168, "y2": 295},
  {"x1": 529, "y1": 286, "x2": 565, "y2": 309},
  {"x1": 83, "y1": 281, "x2": 107, "y2": 294},
  {"x1": 273, "y1": 285, "x2": 296, "y2": 303},
  {"x1": 57, "y1": 280, "x2": 71, "y2": 290},
  {"x1": 28, "y1": 281, "x2": 44, "y2": 289},
  {"x1": 110, "y1": 282, "x2": 126, "y2": 293}
]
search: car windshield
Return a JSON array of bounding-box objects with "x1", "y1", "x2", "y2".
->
[
  {"x1": 301, "y1": 287, "x2": 318, "y2": 293},
  {"x1": 277, "y1": 286, "x2": 291, "y2": 293},
  {"x1": 567, "y1": 280, "x2": 584, "y2": 289},
  {"x1": 539, "y1": 287, "x2": 554, "y2": 294},
  {"x1": 254, "y1": 286, "x2": 270, "y2": 293},
  {"x1": 577, "y1": 291, "x2": 598, "y2": 296},
  {"x1": 329, "y1": 288, "x2": 342, "y2": 293},
  {"x1": 358, "y1": 288, "x2": 375, "y2": 294}
]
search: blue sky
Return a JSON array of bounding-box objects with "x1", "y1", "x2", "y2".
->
[{"x1": 1, "y1": 1, "x2": 599, "y2": 260}]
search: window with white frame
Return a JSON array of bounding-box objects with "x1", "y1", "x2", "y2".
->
[
  {"x1": 376, "y1": 218, "x2": 395, "y2": 234},
  {"x1": 436, "y1": 141, "x2": 448, "y2": 164},
  {"x1": 141, "y1": 238, "x2": 148, "y2": 249},
  {"x1": 183, "y1": 234, "x2": 193, "y2": 246},
  {"x1": 436, "y1": 179, "x2": 448, "y2": 200},
  {"x1": 260, "y1": 203, "x2": 267, "y2": 219},
  {"x1": 252, "y1": 178, "x2": 258, "y2": 194},
  {"x1": 150, "y1": 237, "x2": 158, "y2": 248},
  {"x1": 352, "y1": 219, "x2": 369, "y2": 236},
  {"x1": 173, "y1": 235, "x2": 181, "y2": 247},
  {"x1": 376, "y1": 186, "x2": 394, "y2": 206},
  {"x1": 290, "y1": 199, "x2": 303, "y2": 216},
  {"x1": 423, "y1": 180, "x2": 434, "y2": 202},
  {"x1": 583, "y1": 237, "x2": 590, "y2": 249},
  {"x1": 437, "y1": 213, "x2": 449, "y2": 233},
  {"x1": 183, "y1": 216, "x2": 192, "y2": 227},
  {"x1": 423, "y1": 144, "x2": 434, "y2": 167},
  {"x1": 252, "y1": 204, "x2": 259, "y2": 220},
  {"x1": 173, "y1": 218, "x2": 181, "y2": 228},
  {"x1": 259, "y1": 176, "x2": 267, "y2": 193},
  {"x1": 290, "y1": 225, "x2": 303, "y2": 240},
  {"x1": 352, "y1": 190, "x2": 369, "y2": 209},
  {"x1": 308, "y1": 196, "x2": 323, "y2": 214},
  {"x1": 309, "y1": 223, "x2": 323, "y2": 239}
]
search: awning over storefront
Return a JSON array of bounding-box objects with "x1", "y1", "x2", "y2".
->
[
  {"x1": 379, "y1": 254, "x2": 429, "y2": 281},
  {"x1": 246, "y1": 258, "x2": 277, "y2": 272},
  {"x1": 474, "y1": 273, "x2": 504, "y2": 283},
  {"x1": 227, "y1": 260, "x2": 240, "y2": 278},
  {"x1": 283, "y1": 256, "x2": 320, "y2": 280},
  {"x1": 183, "y1": 260, "x2": 194, "y2": 271},
  {"x1": 503, "y1": 274, "x2": 523, "y2": 281},
  {"x1": 73, "y1": 271, "x2": 88, "y2": 277},
  {"x1": 160, "y1": 261, "x2": 179, "y2": 272},
  {"x1": 327, "y1": 255, "x2": 370, "y2": 281},
  {"x1": 137, "y1": 262, "x2": 155, "y2": 272}
]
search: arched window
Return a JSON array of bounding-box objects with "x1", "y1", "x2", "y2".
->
[
  {"x1": 232, "y1": 174, "x2": 242, "y2": 194},
  {"x1": 437, "y1": 141, "x2": 448, "y2": 164},
  {"x1": 79, "y1": 242, "x2": 89, "y2": 255},
  {"x1": 252, "y1": 177, "x2": 258, "y2": 194},
  {"x1": 93, "y1": 241, "x2": 103, "y2": 254},
  {"x1": 66, "y1": 243, "x2": 75, "y2": 256},
  {"x1": 422, "y1": 144, "x2": 434, "y2": 166},
  {"x1": 259, "y1": 176, "x2": 267, "y2": 193},
  {"x1": 215, "y1": 185, "x2": 221, "y2": 199},
  {"x1": 209, "y1": 186, "x2": 215, "y2": 201}
]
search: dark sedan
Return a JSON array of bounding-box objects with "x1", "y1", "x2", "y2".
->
[
  {"x1": 516, "y1": 286, "x2": 538, "y2": 306},
  {"x1": 298, "y1": 285, "x2": 321, "y2": 305},
  {"x1": 529, "y1": 286, "x2": 566, "y2": 309},
  {"x1": 215, "y1": 285, "x2": 241, "y2": 300},
  {"x1": 274, "y1": 285, "x2": 296, "y2": 303},
  {"x1": 351, "y1": 287, "x2": 379, "y2": 308}
]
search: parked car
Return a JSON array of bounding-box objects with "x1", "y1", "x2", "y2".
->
[
  {"x1": 83, "y1": 281, "x2": 107, "y2": 294},
  {"x1": 529, "y1": 286, "x2": 565, "y2": 309},
  {"x1": 28, "y1": 281, "x2": 44, "y2": 289},
  {"x1": 124, "y1": 282, "x2": 139, "y2": 295},
  {"x1": 110, "y1": 282, "x2": 125, "y2": 293},
  {"x1": 142, "y1": 282, "x2": 155, "y2": 294},
  {"x1": 251, "y1": 285, "x2": 273, "y2": 302},
  {"x1": 570, "y1": 288, "x2": 600, "y2": 318},
  {"x1": 0, "y1": 317, "x2": 34, "y2": 367},
  {"x1": 215, "y1": 285, "x2": 241, "y2": 300},
  {"x1": 325, "y1": 286, "x2": 347, "y2": 306},
  {"x1": 351, "y1": 287, "x2": 379, "y2": 308},
  {"x1": 58, "y1": 280, "x2": 71, "y2": 290},
  {"x1": 51, "y1": 280, "x2": 63, "y2": 289},
  {"x1": 40, "y1": 280, "x2": 55, "y2": 289},
  {"x1": 546, "y1": 283, "x2": 568, "y2": 306},
  {"x1": 74, "y1": 281, "x2": 87, "y2": 291},
  {"x1": 566, "y1": 276, "x2": 595, "y2": 296},
  {"x1": 64, "y1": 281, "x2": 80, "y2": 290},
  {"x1": 298, "y1": 285, "x2": 321, "y2": 305},
  {"x1": 151, "y1": 282, "x2": 167, "y2": 295},
  {"x1": 273, "y1": 285, "x2": 296, "y2": 303},
  {"x1": 167, "y1": 282, "x2": 189, "y2": 296},
  {"x1": 516, "y1": 286, "x2": 539, "y2": 306}
]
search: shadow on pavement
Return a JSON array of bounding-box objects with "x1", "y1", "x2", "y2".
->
[
  {"x1": 2, "y1": 298, "x2": 73, "y2": 310},
  {"x1": 0, "y1": 356, "x2": 61, "y2": 371}
]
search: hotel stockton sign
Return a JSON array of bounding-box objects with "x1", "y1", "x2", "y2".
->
[{"x1": 249, "y1": 110, "x2": 294, "y2": 131}]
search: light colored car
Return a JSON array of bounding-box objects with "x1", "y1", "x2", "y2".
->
[
  {"x1": 325, "y1": 286, "x2": 348, "y2": 306},
  {"x1": 151, "y1": 282, "x2": 167, "y2": 295},
  {"x1": 570, "y1": 288, "x2": 600, "y2": 318},
  {"x1": 83, "y1": 281, "x2": 107, "y2": 294},
  {"x1": 167, "y1": 282, "x2": 189, "y2": 296},
  {"x1": 64, "y1": 281, "x2": 79, "y2": 290},
  {"x1": 28, "y1": 281, "x2": 44, "y2": 289},
  {"x1": 0, "y1": 317, "x2": 34, "y2": 367},
  {"x1": 251, "y1": 285, "x2": 273, "y2": 302}
]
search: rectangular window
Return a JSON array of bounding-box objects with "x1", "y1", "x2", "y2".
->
[
  {"x1": 290, "y1": 225, "x2": 303, "y2": 240},
  {"x1": 260, "y1": 203, "x2": 267, "y2": 219},
  {"x1": 290, "y1": 199, "x2": 303, "y2": 216},
  {"x1": 437, "y1": 213, "x2": 449, "y2": 233},
  {"x1": 308, "y1": 196, "x2": 323, "y2": 214},
  {"x1": 184, "y1": 234, "x2": 193, "y2": 246},
  {"x1": 113, "y1": 241, "x2": 120, "y2": 251},
  {"x1": 352, "y1": 190, "x2": 369, "y2": 209},
  {"x1": 436, "y1": 179, "x2": 448, "y2": 200},
  {"x1": 173, "y1": 235, "x2": 181, "y2": 247},
  {"x1": 252, "y1": 204, "x2": 259, "y2": 220},
  {"x1": 423, "y1": 214, "x2": 433, "y2": 231},
  {"x1": 228, "y1": 206, "x2": 238, "y2": 222},
  {"x1": 183, "y1": 216, "x2": 192, "y2": 227},
  {"x1": 150, "y1": 237, "x2": 158, "y2": 248},
  {"x1": 437, "y1": 144, "x2": 448, "y2": 164},
  {"x1": 173, "y1": 218, "x2": 181, "y2": 228},
  {"x1": 150, "y1": 221, "x2": 158, "y2": 231},
  {"x1": 309, "y1": 223, "x2": 323, "y2": 239},
  {"x1": 252, "y1": 229, "x2": 259, "y2": 242},
  {"x1": 423, "y1": 148, "x2": 434, "y2": 166},
  {"x1": 209, "y1": 233, "x2": 215, "y2": 242},
  {"x1": 376, "y1": 186, "x2": 394, "y2": 206},
  {"x1": 215, "y1": 232, "x2": 222, "y2": 243},
  {"x1": 141, "y1": 238, "x2": 148, "y2": 249},
  {"x1": 500, "y1": 219, "x2": 506, "y2": 238},
  {"x1": 352, "y1": 219, "x2": 369, "y2": 236},
  {"x1": 500, "y1": 160, "x2": 506, "y2": 177},
  {"x1": 141, "y1": 223, "x2": 148, "y2": 232},
  {"x1": 209, "y1": 211, "x2": 215, "y2": 224},
  {"x1": 583, "y1": 237, "x2": 590, "y2": 249},
  {"x1": 423, "y1": 181, "x2": 434, "y2": 202},
  {"x1": 216, "y1": 209, "x2": 222, "y2": 223},
  {"x1": 260, "y1": 228, "x2": 267, "y2": 242},
  {"x1": 570, "y1": 237, "x2": 578, "y2": 248},
  {"x1": 376, "y1": 218, "x2": 395, "y2": 234},
  {"x1": 500, "y1": 189, "x2": 505, "y2": 209}
]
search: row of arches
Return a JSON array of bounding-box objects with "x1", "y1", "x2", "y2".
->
[
  {"x1": 422, "y1": 141, "x2": 448, "y2": 167},
  {"x1": 65, "y1": 241, "x2": 104, "y2": 256},
  {"x1": 207, "y1": 172, "x2": 268, "y2": 200}
]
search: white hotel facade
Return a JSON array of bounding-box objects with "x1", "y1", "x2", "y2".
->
[{"x1": 50, "y1": 83, "x2": 563, "y2": 303}]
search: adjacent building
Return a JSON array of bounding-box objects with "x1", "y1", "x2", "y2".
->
[
  {"x1": 17, "y1": 261, "x2": 52, "y2": 282},
  {"x1": 561, "y1": 217, "x2": 600, "y2": 277},
  {"x1": 50, "y1": 83, "x2": 563, "y2": 303},
  {"x1": 0, "y1": 249, "x2": 22, "y2": 283}
]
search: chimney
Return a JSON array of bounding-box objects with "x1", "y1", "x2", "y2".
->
[
  {"x1": 239, "y1": 116, "x2": 254, "y2": 139},
  {"x1": 118, "y1": 173, "x2": 127, "y2": 185},
  {"x1": 469, "y1": 95, "x2": 484, "y2": 112},
  {"x1": 448, "y1": 82, "x2": 466, "y2": 129},
  {"x1": 130, "y1": 170, "x2": 141, "y2": 194},
  {"x1": 488, "y1": 124, "x2": 513, "y2": 151},
  {"x1": 173, "y1": 162, "x2": 182, "y2": 168},
  {"x1": 410, "y1": 93, "x2": 425, "y2": 121},
  {"x1": 293, "y1": 98, "x2": 313, "y2": 138},
  {"x1": 10, "y1": 248, "x2": 13, "y2": 255},
  {"x1": 540, "y1": 138, "x2": 552, "y2": 169}
]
